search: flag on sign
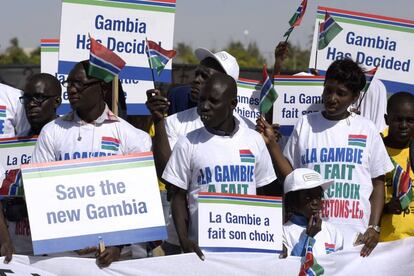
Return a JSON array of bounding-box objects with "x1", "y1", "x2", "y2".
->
[
  {"x1": 299, "y1": 238, "x2": 324, "y2": 276},
  {"x1": 88, "y1": 36, "x2": 126, "y2": 83},
  {"x1": 318, "y1": 11, "x2": 343, "y2": 50},
  {"x1": 0, "y1": 169, "x2": 24, "y2": 197},
  {"x1": 288, "y1": 0, "x2": 308, "y2": 27},
  {"x1": 146, "y1": 39, "x2": 177, "y2": 76},
  {"x1": 392, "y1": 159, "x2": 413, "y2": 209},
  {"x1": 259, "y1": 65, "x2": 278, "y2": 114}
]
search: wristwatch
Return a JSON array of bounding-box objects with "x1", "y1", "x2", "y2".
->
[{"x1": 368, "y1": 225, "x2": 381, "y2": 233}]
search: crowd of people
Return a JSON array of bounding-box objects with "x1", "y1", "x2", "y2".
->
[{"x1": 0, "y1": 41, "x2": 413, "y2": 270}]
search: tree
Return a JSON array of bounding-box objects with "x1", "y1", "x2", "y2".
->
[
  {"x1": 225, "y1": 41, "x2": 266, "y2": 68},
  {"x1": 0, "y1": 37, "x2": 39, "y2": 65},
  {"x1": 174, "y1": 42, "x2": 198, "y2": 64}
]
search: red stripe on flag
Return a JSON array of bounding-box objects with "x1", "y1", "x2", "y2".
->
[
  {"x1": 90, "y1": 37, "x2": 126, "y2": 69},
  {"x1": 239, "y1": 149, "x2": 253, "y2": 155},
  {"x1": 147, "y1": 40, "x2": 177, "y2": 59},
  {"x1": 150, "y1": 0, "x2": 176, "y2": 3},
  {"x1": 0, "y1": 105, "x2": 6, "y2": 110},
  {"x1": 102, "y1": 136, "x2": 120, "y2": 144},
  {"x1": 40, "y1": 39, "x2": 59, "y2": 43},
  {"x1": 400, "y1": 161, "x2": 412, "y2": 194},
  {"x1": 349, "y1": 134, "x2": 367, "y2": 139}
]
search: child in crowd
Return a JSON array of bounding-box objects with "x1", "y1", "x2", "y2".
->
[
  {"x1": 283, "y1": 168, "x2": 343, "y2": 256},
  {"x1": 380, "y1": 92, "x2": 414, "y2": 242},
  {"x1": 258, "y1": 59, "x2": 393, "y2": 257}
]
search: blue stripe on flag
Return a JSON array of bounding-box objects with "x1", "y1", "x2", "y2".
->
[
  {"x1": 199, "y1": 195, "x2": 282, "y2": 204},
  {"x1": 260, "y1": 77, "x2": 273, "y2": 99},
  {"x1": 106, "y1": 0, "x2": 176, "y2": 8},
  {"x1": 202, "y1": 246, "x2": 282, "y2": 254},
  {"x1": 32, "y1": 226, "x2": 167, "y2": 255},
  {"x1": 101, "y1": 141, "x2": 120, "y2": 147},
  {"x1": 90, "y1": 53, "x2": 122, "y2": 75}
]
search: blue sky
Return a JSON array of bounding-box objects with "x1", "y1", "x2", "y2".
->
[{"x1": 1, "y1": 0, "x2": 413, "y2": 62}]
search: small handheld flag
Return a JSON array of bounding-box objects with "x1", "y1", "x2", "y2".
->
[
  {"x1": 146, "y1": 39, "x2": 177, "y2": 76},
  {"x1": 318, "y1": 11, "x2": 343, "y2": 50},
  {"x1": 299, "y1": 238, "x2": 324, "y2": 276},
  {"x1": 284, "y1": 0, "x2": 308, "y2": 41},
  {"x1": 392, "y1": 159, "x2": 413, "y2": 209},
  {"x1": 88, "y1": 36, "x2": 126, "y2": 83},
  {"x1": 259, "y1": 65, "x2": 278, "y2": 114},
  {"x1": 352, "y1": 67, "x2": 379, "y2": 114}
]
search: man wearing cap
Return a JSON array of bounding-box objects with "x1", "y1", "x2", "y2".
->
[
  {"x1": 283, "y1": 168, "x2": 343, "y2": 257},
  {"x1": 167, "y1": 48, "x2": 240, "y2": 115}
]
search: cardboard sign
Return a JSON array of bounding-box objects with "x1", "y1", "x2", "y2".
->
[
  {"x1": 21, "y1": 152, "x2": 166, "y2": 255},
  {"x1": 236, "y1": 78, "x2": 261, "y2": 125},
  {"x1": 57, "y1": 0, "x2": 176, "y2": 114},
  {"x1": 198, "y1": 193, "x2": 283, "y2": 253},
  {"x1": 309, "y1": 6, "x2": 414, "y2": 93},
  {"x1": 273, "y1": 76, "x2": 324, "y2": 136}
]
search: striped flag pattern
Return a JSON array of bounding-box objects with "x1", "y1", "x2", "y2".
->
[
  {"x1": 392, "y1": 160, "x2": 413, "y2": 209},
  {"x1": 348, "y1": 134, "x2": 367, "y2": 148},
  {"x1": 88, "y1": 36, "x2": 126, "y2": 83},
  {"x1": 0, "y1": 169, "x2": 24, "y2": 197},
  {"x1": 146, "y1": 39, "x2": 176, "y2": 76},
  {"x1": 318, "y1": 11, "x2": 343, "y2": 50},
  {"x1": 101, "y1": 136, "x2": 120, "y2": 152},
  {"x1": 363, "y1": 67, "x2": 378, "y2": 92},
  {"x1": 259, "y1": 65, "x2": 278, "y2": 114},
  {"x1": 239, "y1": 149, "x2": 255, "y2": 163},
  {"x1": 289, "y1": 0, "x2": 308, "y2": 27},
  {"x1": 299, "y1": 238, "x2": 324, "y2": 276}
]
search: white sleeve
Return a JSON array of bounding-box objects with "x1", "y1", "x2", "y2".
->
[
  {"x1": 255, "y1": 137, "x2": 277, "y2": 187},
  {"x1": 162, "y1": 136, "x2": 191, "y2": 190},
  {"x1": 165, "y1": 117, "x2": 179, "y2": 149},
  {"x1": 368, "y1": 128, "x2": 393, "y2": 178},
  {"x1": 125, "y1": 127, "x2": 152, "y2": 153},
  {"x1": 283, "y1": 120, "x2": 301, "y2": 169},
  {"x1": 32, "y1": 128, "x2": 57, "y2": 163},
  {"x1": 14, "y1": 98, "x2": 30, "y2": 136}
]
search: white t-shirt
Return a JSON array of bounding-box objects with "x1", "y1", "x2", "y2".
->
[
  {"x1": 283, "y1": 112, "x2": 393, "y2": 247},
  {"x1": 283, "y1": 218, "x2": 343, "y2": 256},
  {"x1": 32, "y1": 105, "x2": 151, "y2": 163},
  {"x1": 162, "y1": 121, "x2": 277, "y2": 242},
  {"x1": 165, "y1": 107, "x2": 255, "y2": 149},
  {"x1": 351, "y1": 79, "x2": 387, "y2": 133},
  {"x1": 0, "y1": 83, "x2": 30, "y2": 138}
]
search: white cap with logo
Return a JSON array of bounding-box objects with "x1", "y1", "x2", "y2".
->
[
  {"x1": 194, "y1": 48, "x2": 240, "y2": 81},
  {"x1": 284, "y1": 168, "x2": 334, "y2": 194}
]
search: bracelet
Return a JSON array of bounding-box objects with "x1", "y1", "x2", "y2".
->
[{"x1": 368, "y1": 225, "x2": 381, "y2": 233}]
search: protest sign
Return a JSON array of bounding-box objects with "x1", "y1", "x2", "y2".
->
[
  {"x1": 235, "y1": 78, "x2": 261, "y2": 124},
  {"x1": 57, "y1": 0, "x2": 176, "y2": 114},
  {"x1": 0, "y1": 136, "x2": 36, "y2": 197},
  {"x1": 40, "y1": 39, "x2": 71, "y2": 114},
  {"x1": 309, "y1": 6, "x2": 414, "y2": 93},
  {"x1": 272, "y1": 75, "x2": 324, "y2": 136},
  {"x1": 198, "y1": 193, "x2": 282, "y2": 253},
  {"x1": 21, "y1": 152, "x2": 166, "y2": 255}
]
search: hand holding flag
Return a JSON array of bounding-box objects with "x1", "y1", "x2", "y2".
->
[
  {"x1": 88, "y1": 35, "x2": 126, "y2": 83},
  {"x1": 259, "y1": 65, "x2": 278, "y2": 114}
]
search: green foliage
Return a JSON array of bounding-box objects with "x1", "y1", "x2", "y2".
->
[
  {"x1": 174, "y1": 42, "x2": 198, "y2": 64},
  {"x1": 0, "y1": 38, "x2": 40, "y2": 65},
  {"x1": 226, "y1": 41, "x2": 266, "y2": 68}
]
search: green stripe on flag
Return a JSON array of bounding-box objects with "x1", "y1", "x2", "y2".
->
[
  {"x1": 88, "y1": 65, "x2": 114, "y2": 83},
  {"x1": 63, "y1": 0, "x2": 175, "y2": 13},
  {"x1": 260, "y1": 87, "x2": 278, "y2": 114},
  {"x1": 0, "y1": 114, "x2": 6, "y2": 118},
  {"x1": 237, "y1": 84, "x2": 259, "y2": 90},
  {"x1": 400, "y1": 190, "x2": 413, "y2": 209},
  {"x1": 198, "y1": 199, "x2": 282, "y2": 208},
  {"x1": 318, "y1": 21, "x2": 343, "y2": 50},
  {"x1": 241, "y1": 158, "x2": 255, "y2": 163},
  {"x1": 348, "y1": 142, "x2": 366, "y2": 147},
  {"x1": 316, "y1": 14, "x2": 414, "y2": 34},
  {"x1": 101, "y1": 145, "x2": 119, "y2": 151},
  {"x1": 0, "y1": 142, "x2": 36, "y2": 149},
  {"x1": 41, "y1": 48, "x2": 59, "y2": 52},
  {"x1": 23, "y1": 160, "x2": 154, "y2": 179},
  {"x1": 274, "y1": 82, "x2": 322, "y2": 86}
]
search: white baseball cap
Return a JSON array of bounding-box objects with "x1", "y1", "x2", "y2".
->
[
  {"x1": 284, "y1": 168, "x2": 334, "y2": 194},
  {"x1": 195, "y1": 48, "x2": 240, "y2": 81}
]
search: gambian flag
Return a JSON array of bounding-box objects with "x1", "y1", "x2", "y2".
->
[
  {"x1": 289, "y1": 0, "x2": 308, "y2": 27},
  {"x1": 259, "y1": 65, "x2": 278, "y2": 114},
  {"x1": 240, "y1": 149, "x2": 255, "y2": 163},
  {"x1": 318, "y1": 11, "x2": 343, "y2": 50},
  {"x1": 88, "y1": 36, "x2": 126, "y2": 83},
  {"x1": 392, "y1": 159, "x2": 413, "y2": 209},
  {"x1": 0, "y1": 169, "x2": 24, "y2": 197},
  {"x1": 363, "y1": 67, "x2": 378, "y2": 92},
  {"x1": 0, "y1": 105, "x2": 6, "y2": 118},
  {"x1": 348, "y1": 134, "x2": 367, "y2": 148},
  {"x1": 146, "y1": 39, "x2": 177, "y2": 76},
  {"x1": 101, "y1": 136, "x2": 120, "y2": 152},
  {"x1": 299, "y1": 238, "x2": 324, "y2": 276},
  {"x1": 324, "y1": 243, "x2": 335, "y2": 254}
]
